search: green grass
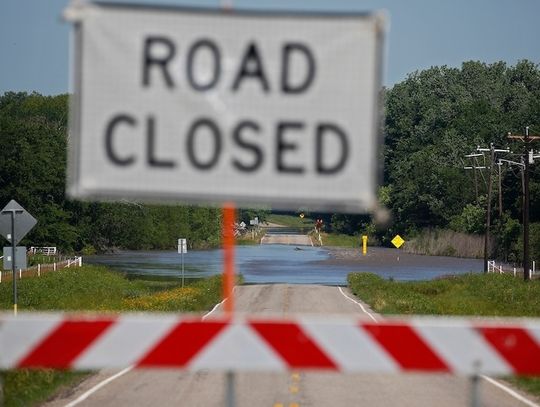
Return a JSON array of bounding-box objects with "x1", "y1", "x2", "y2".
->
[
  {"x1": 266, "y1": 214, "x2": 314, "y2": 228},
  {"x1": 236, "y1": 229, "x2": 266, "y2": 245},
  {"x1": 27, "y1": 254, "x2": 58, "y2": 267},
  {"x1": 508, "y1": 376, "x2": 540, "y2": 397},
  {"x1": 348, "y1": 272, "x2": 540, "y2": 397},
  {"x1": 347, "y1": 272, "x2": 540, "y2": 316},
  {"x1": 321, "y1": 233, "x2": 362, "y2": 248},
  {"x1": 236, "y1": 238, "x2": 260, "y2": 245},
  {"x1": 0, "y1": 265, "x2": 181, "y2": 311},
  {"x1": 0, "y1": 265, "x2": 228, "y2": 406},
  {"x1": 1, "y1": 370, "x2": 88, "y2": 407}
]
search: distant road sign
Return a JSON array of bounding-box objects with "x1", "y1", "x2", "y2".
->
[
  {"x1": 178, "y1": 238, "x2": 187, "y2": 254},
  {"x1": 391, "y1": 235, "x2": 405, "y2": 249},
  {"x1": 0, "y1": 200, "x2": 37, "y2": 245},
  {"x1": 65, "y1": 2, "x2": 386, "y2": 213}
]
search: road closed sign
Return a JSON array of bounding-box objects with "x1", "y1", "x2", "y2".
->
[{"x1": 65, "y1": 2, "x2": 386, "y2": 212}]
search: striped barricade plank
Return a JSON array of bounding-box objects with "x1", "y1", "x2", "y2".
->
[{"x1": 0, "y1": 314, "x2": 539, "y2": 376}]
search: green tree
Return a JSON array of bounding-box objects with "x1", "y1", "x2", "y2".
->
[
  {"x1": 384, "y1": 61, "x2": 540, "y2": 244},
  {"x1": 449, "y1": 201, "x2": 486, "y2": 234},
  {"x1": 0, "y1": 92, "x2": 223, "y2": 252}
]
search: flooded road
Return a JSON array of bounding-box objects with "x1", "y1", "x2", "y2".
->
[{"x1": 86, "y1": 244, "x2": 483, "y2": 285}]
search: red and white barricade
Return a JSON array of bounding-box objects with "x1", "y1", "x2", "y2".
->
[{"x1": 1, "y1": 313, "x2": 539, "y2": 376}]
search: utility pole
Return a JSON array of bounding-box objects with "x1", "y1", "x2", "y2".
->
[
  {"x1": 475, "y1": 144, "x2": 510, "y2": 273},
  {"x1": 525, "y1": 139, "x2": 530, "y2": 281},
  {"x1": 498, "y1": 161, "x2": 503, "y2": 217},
  {"x1": 508, "y1": 127, "x2": 540, "y2": 281}
]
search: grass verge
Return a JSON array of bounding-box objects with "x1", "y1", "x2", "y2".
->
[
  {"x1": 236, "y1": 229, "x2": 266, "y2": 245},
  {"x1": 0, "y1": 265, "x2": 229, "y2": 406},
  {"x1": 320, "y1": 233, "x2": 361, "y2": 248},
  {"x1": 2, "y1": 370, "x2": 89, "y2": 407},
  {"x1": 266, "y1": 214, "x2": 314, "y2": 228},
  {"x1": 348, "y1": 272, "x2": 540, "y2": 398},
  {"x1": 347, "y1": 272, "x2": 540, "y2": 316}
]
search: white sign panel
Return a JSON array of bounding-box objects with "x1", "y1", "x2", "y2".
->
[
  {"x1": 178, "y1": 238, "x2": 187, "y2": 254},
  {"x1": 66, "y1": 2, "x2": 385, "y2": 212}
]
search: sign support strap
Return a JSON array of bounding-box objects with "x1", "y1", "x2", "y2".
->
[
  {"x1": 222, "y1": 203, "x2": 235, "y2": 315},
  {"x1": 222, "y1": 203, "x2": 236, "y2": 407}
]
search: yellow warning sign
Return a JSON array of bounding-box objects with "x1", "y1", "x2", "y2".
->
[{"x1": 391, "y1": 235, "x2": 405, "y2": 248}]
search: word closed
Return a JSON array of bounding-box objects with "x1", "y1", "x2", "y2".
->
[{"x1": 66, "y1": 2, "x2": 385, "y2": 212}]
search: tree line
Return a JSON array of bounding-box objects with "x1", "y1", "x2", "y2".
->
[
  {"x1": 1, "y1": 60, "x2": 539, "y2": 258},
  {"x1": 324, "y1": 60, "x2": 540, "y2": 262},
  {"x1": 0, "y1": 92, "x2": 224, "y2": 252}
]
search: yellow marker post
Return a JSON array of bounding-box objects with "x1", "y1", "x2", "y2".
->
[{"x1": 362, "y1": 235, "x2": 368, "y2": 255}]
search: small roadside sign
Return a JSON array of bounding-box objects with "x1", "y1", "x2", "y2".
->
[
  {"x1": 3, "y1": 247, "x2": 27, "y2": 270},
  {"x1": 1, "y1": 200, "x2": 37, "y2": 314},
  {"x1": 391, "y1": 235, "x2": 405, "y2": 249},
  {"x1": 178, "y1": 238, "x2": 187, "y2": 254},
  {"x1": 65, "y1": 2, "x2": 386, "y2": 213},
  {"x1": 177, "y1": 238, "x2": 187, "y2": 287},
  {"x1": 0, "y1": 200, "x2": 37, "y2": 245}
]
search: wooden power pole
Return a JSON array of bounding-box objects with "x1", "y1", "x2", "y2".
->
[{"x1": 508, "y1": 127, "x2": 540, "y2": 281}]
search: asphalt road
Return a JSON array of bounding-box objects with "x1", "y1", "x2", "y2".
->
[
  {"x1": 42, "y1": 284, "x2": 539, "y2": 407},
  {"x1": 260, "y1": 233, "x2": 313, "y2": 246}
]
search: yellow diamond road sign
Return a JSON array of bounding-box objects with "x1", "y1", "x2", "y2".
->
[{"x1": 391, "y1": 235, "x2": 405, "y2": 248}]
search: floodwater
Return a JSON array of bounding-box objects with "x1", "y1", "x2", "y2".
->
[{"x1": 86, "y1": 244, "x2": 484, "y2": 285}]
